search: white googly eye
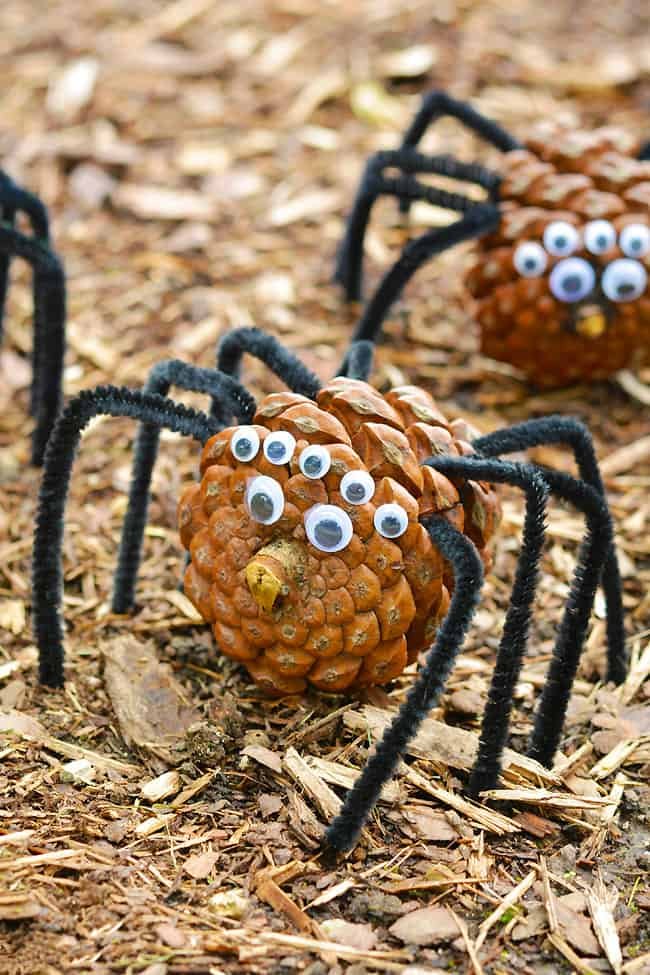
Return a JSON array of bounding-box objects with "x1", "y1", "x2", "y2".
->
[
  {"x1": 305, "y1": 504, "x2": 353, "y2": 553},
  {"x1": 263, "y1": 430, "x2": 296, "y2": 465},
  {"x1": 374, "y1": 503, "x2": 409, "y2": 539},
  {"x1": 543, "y1": 221, "x2": 580, "y2": 257},
  {"x1": 549, "y1": 257, "x2": 595, "y2": 303},
  {"x1": 245, "y1": 475, "x2": 284, "y2": 525},
  {"x1": 601, "y1": 259, "x2": 648, "y2": 303},
  {"x1": 298, "y1": 445, "x2": 331, "y2": 479},
  {"x1": 584, "y1": 220, "x2": 616, "y2": 255},
  {"x1": 619, "y1": 223, "x2": 650, "y2": 259},
  {"x1": 230, "y1": 426, "x2": 260, "y2": 462},
  {"x1": 513, "y1": 241, "x2": 547, "y2": 278},
  {"x1": 340, "y1": 470, "x2": 375, "y2": 505}
]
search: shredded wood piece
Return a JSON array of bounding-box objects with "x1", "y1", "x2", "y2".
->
[
  {"x1": 474, "y1": 869, "x2": 536, "y2": 950},
  {"x1": 405, "y1": 767, "x2": 520, "y2": 835},
  {"x1": 587, "y1": 873, "x2": 622, "y2": 975},
  {"x1": 548, "y1": 932, "x2": 598, "y2": 974}
]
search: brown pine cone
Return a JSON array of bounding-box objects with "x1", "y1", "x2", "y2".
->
[
  {"x1": 466, "y1": 127, "x2": 650, "y2": 387},
  {"x1": 179, "y1": 380, "x2": 500, "y2": 695}
]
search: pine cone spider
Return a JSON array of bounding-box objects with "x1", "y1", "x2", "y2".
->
[
  {"x1": 0, "y1": 171, "x2": 65, "y2": 464},
  {"x1": 336, "y1": 90, "x2": 650, "y2": 388},
  {"x1": 34, "y1": 325, "x2": 626, "y2": 852}
]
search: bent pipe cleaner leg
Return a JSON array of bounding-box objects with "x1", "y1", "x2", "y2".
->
[
  {"x1": 398, "y1": 89, "x2": 521, "y2": 214},
  {"x1": 430, "y1": 456, "x2": 549, "y2": 797},
  {"x1": 213, "y1": 326, "x2": 322, "y2": 423},
  {"x1": 34, "y1": 386, "x2": 219, "y2": 688},
  {"x1": 348, "y1": 203, "x2": 501, "y2": 352},
  {"x1": 0, "y1": 225, "x2": 65, "y2": 465},
  {"x1": 472, "y1": 416, "x2": 625, "y2": 684},
  {"x1": 520, "y1": 470, "x2": 618, "y2": 767},
  {"x1": 0, "y1": 204, "x2": 15, "y2": 345},
  {"x1": 335, "y1": 149, "x2": 497, "y2": 301},
  {"x1": 324, "y1": 518, "x2": 484, "y2": 853},
  {"x1": 111, "y1": 362, "x2": 255, "y2": 614}
]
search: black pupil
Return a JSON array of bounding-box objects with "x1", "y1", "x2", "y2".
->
[
  {"x1": 524, "y1": 257, "x2": 537, "y2": 270},
  {"x1": 381, "y1": 514, "x2": 402, "y2": 537},
  {"x1": 267, "y1": 440, "x2": 286, "y2": 461},
  {"x1": 303, "y1": 455, "x2": 322, "y2": 476},
  {"x1": 314, "y1": 518, "x2": 343, "y2": 548},
  {"x1": 563, "y1": 273, "x2": 584, "y2": 295},
  {"x1": 555, "y1": 235, "x2": 568, "y2": 250},
  {"x1": 250, "y1": 492, "x2": 274, "y2": 521},
  {"x1": 617, "y1": 281, "x2": 636, "y2": 297},
  {"x1": 596, "y1": 235, "x2": 608, "y2": 249},
  {"x1": 345, "y1": 482, "x2": 366, "y2": 502},
  {"x1": 235, "y1": 437, "x2": 252, "y2": 458},
  {"x1": 630, "y1": 239, "x2": 641, "y2": 252}
]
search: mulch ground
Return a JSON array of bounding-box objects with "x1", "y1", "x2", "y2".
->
[{"x1": 1, "y1": 1, "x2": 649, "y2": 973}]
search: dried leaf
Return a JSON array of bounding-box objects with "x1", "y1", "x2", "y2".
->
[
  {"x1": 102, "y1": 636, "x2": 201, "y2": 761},
  {"x1": 183, "y1": 850, "x2": 219, "y2": 879}
]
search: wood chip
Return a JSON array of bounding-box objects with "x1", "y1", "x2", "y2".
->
[{"x1": 283, "y1": 747, "x2": 341, "y2": 821}]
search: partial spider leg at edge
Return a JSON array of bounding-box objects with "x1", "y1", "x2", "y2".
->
[
  {"x1": 338, "y1": 339, "x2": 375, "y2": 382},
  {"x1": 112, "y1": 362, "x2": 256, "y2": 614},
  {"x1": 214, "y1": 326, "x2": 322, "y2": 423},
  {"x1": 324, "y1": 517, "x2": 484, "y2": 853},
  {"x1": 473, "y1": 416, "x2": 626, "y2": 684},
  {"x1": 346, "y1": 203, "x2": 501, "y2": 355},
  {"x1": 335, "y1": 149, "x2": 499, "y2": 301},
  {"x1": 0, "y1": 223, "x2": 65, "y2": 465},
  {"x1": 33, "y1": 386, "x2": 219, "y2": 688},
  {"x1": 0, "y1": 170, "x2": 50, "y2": 349},
  {"x1": 430, "y1": 456, "x2": 549, "y2": 797}
]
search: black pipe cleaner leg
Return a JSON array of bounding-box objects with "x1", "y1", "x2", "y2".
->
[
  {"x1": 213, "y1": 326, "x2": 322, "y2": 423},
  {"x1": 350, "y1": 203, "x2": 501, "y2": 348},
  {"x1": 34, "y1": 386, "x2": 219, "y2": 688},
  {"x1": 430, "y1": 456, "x2": 549, "y2": 797},
  {"x1": 0, "y1": 224, "x2": 65, "y2": 465},
  {"x1": 397, "y1": 90, "x2": 521, "y2": 215},
  {"x1": 521, "y1": 469, "x2": 616, "y2": 767},
  {"x1": 323, "y1": 518, "x2": 483, "y2": 853},
  {"x1": 335, "y1": 149, "x2": 498, "y2": 300},
  {"x1": 472, "y1": 416, "x2": 625, "y2": 684},
  {"x1": 111, "y1": 362, "x2": 255, "y2": 614}
]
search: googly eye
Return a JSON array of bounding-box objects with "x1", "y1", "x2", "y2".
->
[
  {"x1": 340, "y1": 470, "x2": 375, "y2": 506},
  {"x1": 584, "y1": 220, "x2": 616, "y2": 255},
  {"x1": 245, "y1": 475, "x2": 284, "y2": 525},
  {"x1": 543, "y1": 221, "x2": 580, "y2": 257},
  {"x1": 374, "y1": 503, "x2": 409, "y2": 539},
  {"x1": 230, "y1": 426, "x2": 260, "y2": 463},
  {"x1": 549, "y1": 257, "x2": 596, "y2": 303},
  {"x1": 305, "y1": 505, "x2": 353, "y2": 553},
  {"x1": 601, "y1": 258, "x2": 648, "y2": 303},
  {"x1": 298, "y1": 445, "x2": 331, "y2": 479},
  {"x1": 619, "y1": 223, "x2": 650, "y2": 259},
  {"x1": 263, "y1": 430, "x2": 296, "y2": 465},
  {"x1": 513, "y1": 241, "x2": 547, "y2": 278}
]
